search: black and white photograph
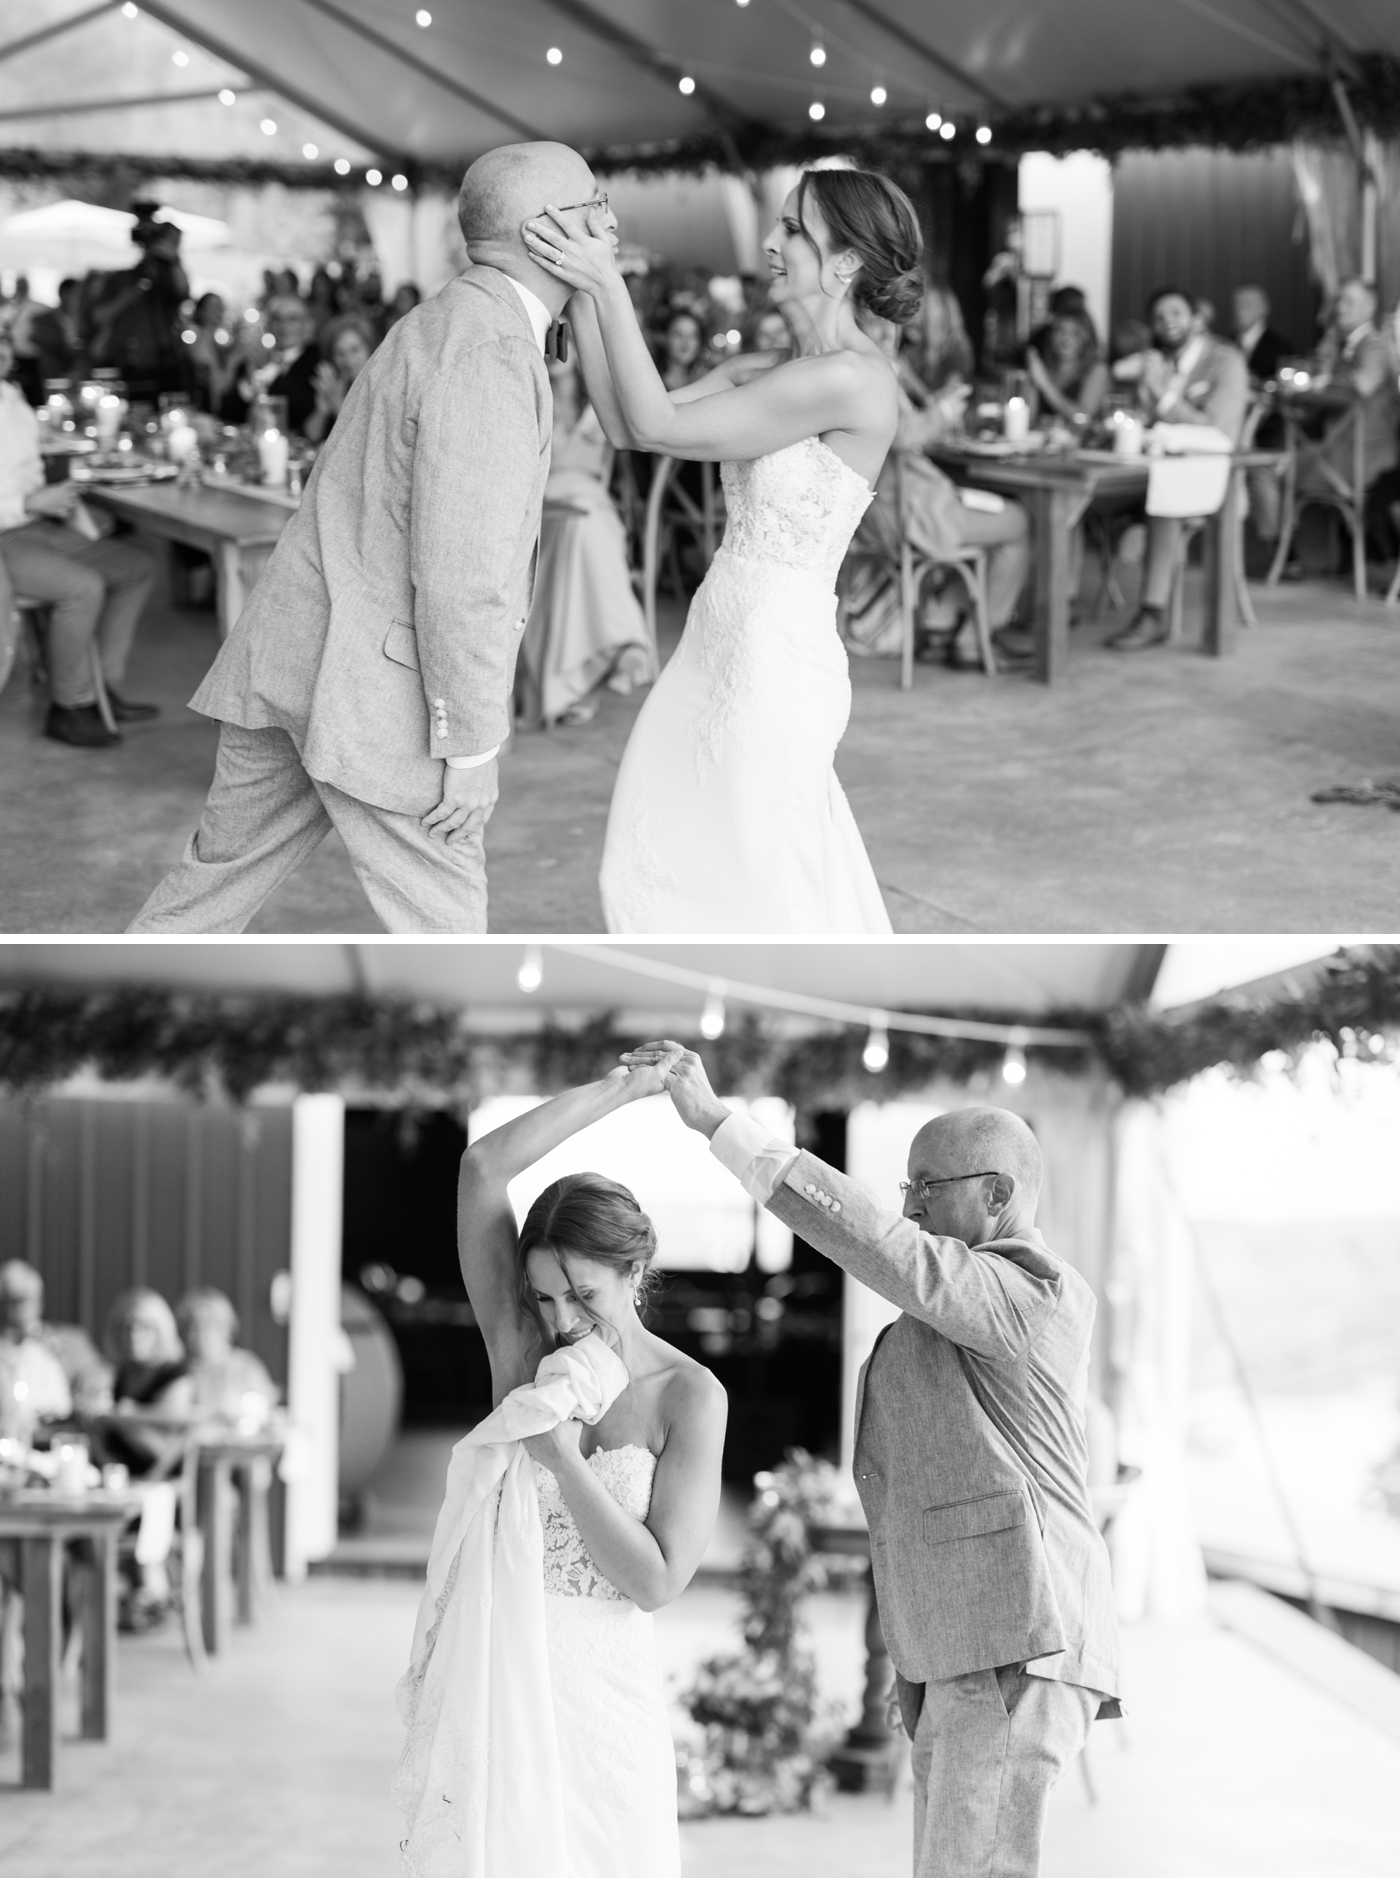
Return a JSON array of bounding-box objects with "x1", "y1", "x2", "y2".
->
[{"x1": 1, "y1": 6, "x2": 1399, "y2": 1878}]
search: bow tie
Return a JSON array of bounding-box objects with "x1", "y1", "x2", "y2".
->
[{"x1": 545, "y1": 320, "x2": 569, "y2": 365}]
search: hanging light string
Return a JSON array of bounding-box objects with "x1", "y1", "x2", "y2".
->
[{"x1": 552, "y1": 945, "x2": 1094, "y2": 1049}]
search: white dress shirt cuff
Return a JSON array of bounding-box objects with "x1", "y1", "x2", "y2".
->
[
  {"x1": 709, "y1": 1111, "x2": 799, "y2": 1203},
  {"x1": 445, "y1": 746, "x2": 500, "y2": 769}
]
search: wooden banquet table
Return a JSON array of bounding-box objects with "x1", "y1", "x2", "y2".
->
[
  {"x1": 931, "y1": 444, "x2": 1281, "y2": 684},
  {"x1": 195, "y1": 1431, "x2": 283, "y2": 1657},
  {"x1": 0, "y1": 1489, "x2": 135, "y2": 1789},
  {"x1": 81, "y1": 481, "x2": 294, "y2": 638}
]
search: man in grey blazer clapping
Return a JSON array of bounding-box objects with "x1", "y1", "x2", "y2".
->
[
  {"x1": 131, "y1": 141, "x2": 612, "y2": 933},
  {"x1": 632, "y1": 1042, "x2": 1122, "y2": 1878}
]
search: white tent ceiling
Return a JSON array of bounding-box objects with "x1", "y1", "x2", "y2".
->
[
  {"x1": 2, "y1": 0, "x2": 1398, "y2": 173},
  {"x1": 0, "y1": 940, "x2": 1245, "y2": 1026}
]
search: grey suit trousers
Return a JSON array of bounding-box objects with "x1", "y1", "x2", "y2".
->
[
  {"x1": 911, "y1": 1667, "x2": 1097, "y2": 1878},
  {"x1": 128, "y1": 722, "x2": 487, "y2": 933}
]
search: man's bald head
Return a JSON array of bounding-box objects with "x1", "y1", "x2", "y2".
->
[
  {"x1": 912, "y1": 1108, "x2": 1042, "y2": 1201},
  {"x1": 903, "y1": 1107, "x2": 1043, "y2": 1245},
  {"x1": 457, "y1": 141, "x2": 595, "y2": 256}
]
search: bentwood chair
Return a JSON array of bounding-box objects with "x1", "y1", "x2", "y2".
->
[
  {"x1": 1266, "y1": 402, "x2": 1370, "y2": 600},
  {"x1": 641, "y1": 456, "x2": 725, "y2": 647},
  {"x1": 839, "y1": 454, "x2": 996, "y2": 687},
  {"x1": 14, "y1": 596, "x2": 119, "y2": 732}
]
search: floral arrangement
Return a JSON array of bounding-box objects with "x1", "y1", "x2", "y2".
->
[{"x1": 676, "y1": 1450, "x2": 867, "y2": 1818}]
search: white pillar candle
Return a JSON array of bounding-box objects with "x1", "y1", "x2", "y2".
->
[
  {"x1": 96, "y1": 394, "x2": 124, "y2": 445},
  {"x1": 167, "y1": 421, "x2": 199, "y2": 462},
  {"x1": 258, "y1": 427, "x2": 290, "y2": 487},
  {"x1": 1003, "y1": 395, "x2": 1030, "y2": 443}
]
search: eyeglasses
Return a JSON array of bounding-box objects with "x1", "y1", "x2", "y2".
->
[
  {"x1": 898, "y1": 1172, "x2": 998, "y2": 1202},
  {"x1": 551, "y1": 193, "x2": 609, "y2": 216}
]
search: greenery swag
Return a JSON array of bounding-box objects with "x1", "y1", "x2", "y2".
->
[
  {"x1": 676, "y1": 1451, "x2": 866, "y2": 1816},
  {"x1": 5, "y1": 55, "x2": 1399, "y2": 196},
  {"x1": 0, "y1": 947, "x2": 1395, "y2": 1109}
]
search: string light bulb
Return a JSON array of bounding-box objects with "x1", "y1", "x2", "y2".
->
[
  {"x1": 871, "y1": 84, "x2": 887, "y2": 106},
  {"x1": 415, "y1": 8, "x2": 432, "y2": 24},
  {"x1": 303, "y1": 143, "x2": 318, "y2": 159},
  {"x1": 517, "y1": 945, "x2": 543, "y2": 994},
  {"x1": 810, "y1": 41, "x2": 826, "y2": 67},
  {"x1": 700, "y1": 986, "x2": 726, "y2": 1041},
  {"x1": 939, "y1": 119, "x2": 955, "y2": 140},
  {"x1": 366, "y1": 168, "x2": 382, "y2": 185},
  {"x1": 334, "y1": 157, "x2": 351, "y2": 175},
  {"x1": 391, "y1": 173, "x2": 409, "y2": 191},
  {"x1": 736, "y1": 0, "x2": 751, "y2": 7},
  {"x1": 172, "y1": 49, "x2": 189, "y2": 66},
  {"x1": 863, "y1": 1018, "x2": 890, "y2": 1074},
  {"x1": 546, "y1": 45, "x2": 562, "y2": 64},
  {"x1": 809, "y1": 100, "x2": 825, "y2": 121},
  {"x1": 260, "y1": 118, "x2": 277, "y2": 136},
  {"x1": 925, "y1": 111, "x2": 941, "y2": 131},
  {"x1": 218, "y1": 88, "x2": 235, "y2": 105},
  {"x1": 976, "y1": 124, "x2": 992, "y2": 145},
  {"x1": 678, "y1": 74, "x2": 696, "y2": 94},
  {"x1": 121, "y1": 2, "x2": 137, "y2": 15},
  {"x1": 1001, "y1": 1038, "x2": 1028, "y2": 1086}
]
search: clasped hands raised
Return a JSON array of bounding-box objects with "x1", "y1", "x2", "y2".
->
[{"x1": 611, "y1": 1041, "x2": 730, "y2": 1139}]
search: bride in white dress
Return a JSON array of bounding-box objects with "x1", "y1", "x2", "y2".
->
[
  {"x1": 395, "y1": 1062, "x2": 726, "y2": 1876},
  {"x1": 524, "y1": 168, "x2": 926, "y2": 933}
]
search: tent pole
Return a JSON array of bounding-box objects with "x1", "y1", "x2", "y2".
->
[
  {"x1": 132, "y1": 0, "x2": 416, "y2": 173},
  {"x1": 0, "y1": 87, "x2": 242, "y2": 127},
  {"x1": 0, "y1": 2, "x2": 123, "y2": 72}
]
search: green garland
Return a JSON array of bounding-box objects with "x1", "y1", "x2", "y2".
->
[
  {"x1": 5, "y1": 54, "x2": 1398, "y2": 196},
  {"x1": 0, "y1": 947, "x2": 1395, "y2": 1108}
]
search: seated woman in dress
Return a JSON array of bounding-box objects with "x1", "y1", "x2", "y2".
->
[
  {"x1": 97, "y1": 1288, "x2": 192, "y2": 1631},
  {"x1": 518, "y1": 352, "x2": 656, "y2": 727},
  {"x1": 900, "y1": 282, "x2": 975, "y2": 397},
  {"x1": 846, "y1": 318, "x2": 1032, "y2": 670},
  {"x1": 302, "y1": 314, "x2": 377, "y2": 445},
  {"x1": 1026, "y1": 308, "x2": 1109, "y2": 424},
  {"x1": 175, "y1": 1288, "x2": 278, "y2": 1425}
]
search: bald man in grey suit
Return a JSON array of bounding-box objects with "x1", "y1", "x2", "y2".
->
[
  {"x1": 633, "y1": 1043, "x2": 1121, "y2": 1878},
  {"x1": 130, "y1": 142, "x2": 614, "y2": 933}
]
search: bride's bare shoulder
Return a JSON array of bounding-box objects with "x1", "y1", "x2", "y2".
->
[{"x1": 654, "y1": 1343, "x2": 728, "y2": 1426}]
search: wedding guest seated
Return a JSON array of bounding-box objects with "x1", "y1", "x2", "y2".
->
[
  {"x1": 518, "y1": 351, "x2": 656, "y2": 726},
  {"x1": 303, "y1": 313, "x2": 378, "y2": 444},
  {"x1": 655, "y1": 307, "x2": 708, "y2": 391},
  {"x1": 385, "y1": 282, "x2": 422, "y2": 331},
  {"x1": 0, "y1": 325, "x2": 157, "y2": 746},
  {"x1": 222, "y1": 292, "x2": 323, "y2": 435},
  {"x1": 900, "y1": 282, "x2": 975, "y2": 396},
  {"x1": 1105, "y1": 286, "x2": 1248, "y2": 650},
  {"x1": 174, "y1": 1288, "x2": 278, "y2": 1423},
  {"x1": 0, "y1": 1259, "x2": 113, "y2": 1421},
  {"x1": 1026, "y1": 307, "x2": 1109, "y2": 424},
  {"x1": 848, "y1": 319, "x2": 1031, "y2": 670},
  {"x1": 97, "y1": 1288, "x2": 191, "y2": 1631},
  {"x1": 0, "y1": 1264, "x2": 72, "y2": 1442},
  {"x1": 741, "y1": 307, "x2": 790, "y2": 357},
  {"x1": 1251, "y1": 277, "x2": 1400, "y2": 571},
  {"x1": 183, "y1": 291, "x2": 238, "y2": 415},
  {"x1": 1232, "y1": 284, "x2": 1293, "y2": 383}
]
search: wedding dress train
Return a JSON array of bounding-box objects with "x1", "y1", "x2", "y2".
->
[{"x1": 599, "y1": 434, "x2": 892, "y2": 933}]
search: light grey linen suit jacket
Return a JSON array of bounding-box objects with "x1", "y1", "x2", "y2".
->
[
  {"x1": 761, "y1": 1149, "x2": 1121, "y2": 1718},
  {"x1": 192, "y1": 267, "x2": 551, "y2": 816}
]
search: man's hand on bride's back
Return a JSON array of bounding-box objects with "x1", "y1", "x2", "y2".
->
[
  {"x1": 421, "y1": 757, "x2": 499, "y2": 845},
  {"x1": 621, "y1": 1042, "x2": 730, "y2": 1139}
]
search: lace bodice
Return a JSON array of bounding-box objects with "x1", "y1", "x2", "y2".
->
[
  {"x1": 534, "y1": 1443, "x2": 658, "y2": 1600},
  {"x1": 719, "y1": 435, "x2": 873, "y2": 582}
]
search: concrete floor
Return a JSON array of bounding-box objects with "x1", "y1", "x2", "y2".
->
[
  {"x1": 2, "y1": 550, "x2": 1398, "y2": 933},
  {"x1": 1, "y1": 1576, "x2": 1396, "y2": 1878}
]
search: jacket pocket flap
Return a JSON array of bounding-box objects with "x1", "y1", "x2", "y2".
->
[
  {"x1": 923, "y1": 1490, "x2": 1028, "y2": 1545},
  {"x1": 383, "y1": 622, "x2": 419, "y2": 672}
]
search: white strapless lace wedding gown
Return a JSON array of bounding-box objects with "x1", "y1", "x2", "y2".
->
[
  {"x1": 599, "y1": 434, "x2": 893, "y2": 932},
  {"x1": 533, "y1": 1444, "x2": 680, "y2": 1878}
]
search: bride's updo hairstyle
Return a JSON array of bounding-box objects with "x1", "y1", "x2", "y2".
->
[
  {"x1": 518, "y1": 1173, "x2": 660, "y2": 1329},
  {"x1": 796, "y1": 168, "x2": 925, "y2": 326}
]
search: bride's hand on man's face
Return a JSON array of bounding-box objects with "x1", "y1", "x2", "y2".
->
[
  {"x1": 523, "y1": 206, "x2": 618, "y2": 297},
  {"x1": 620, "y1": 1042, "x2": 729, "y2": 1138}
]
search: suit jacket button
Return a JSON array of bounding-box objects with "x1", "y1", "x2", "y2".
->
[
  {"x1": 805, "y1": 1183, "x2": 817, "y2": 1195},
  {"x1": 830, "y1": 1201, "x2": 841, "y2": 1214}
]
